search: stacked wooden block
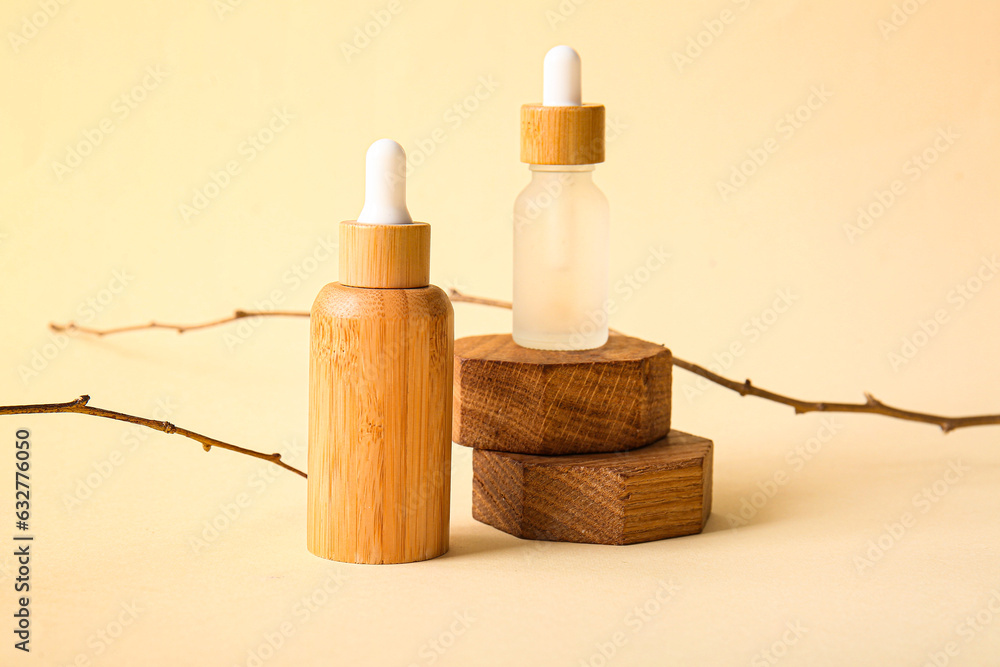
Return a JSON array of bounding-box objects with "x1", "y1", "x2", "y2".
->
[{"x1": 453, "y1": 333, "x2": 713, "y2": 545}]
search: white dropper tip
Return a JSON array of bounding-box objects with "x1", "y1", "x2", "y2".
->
[
  {"x1": 542, "y1": 45, "x2": 582, "y2": 107},
  {"x1": 357, "y1": 138, "x2": 413, "y2": 225}
]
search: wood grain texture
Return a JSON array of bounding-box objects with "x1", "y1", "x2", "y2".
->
[
  {"x1": 473, "y1": 430, "x2": 712, "y2": 545},
  {"x1": 308, "y1": 282, "x2": 453, "y2": 564},
  {"x1": 454, "y1": 333, "x2": 671, "y2": 455},
  {"x1": 520, "y1": 103, "x2": 605, "y2": 165},
  {"x1": 338, "y1": 221, "x2": 430, "y2": 289}
]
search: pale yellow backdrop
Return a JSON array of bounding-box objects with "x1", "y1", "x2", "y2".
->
[{"x1": 1, "y1": 1, "x2": 998, "y2": 665}]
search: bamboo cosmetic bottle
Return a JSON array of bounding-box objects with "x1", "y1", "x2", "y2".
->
[{"x1": 307, "y1": 139, "x2": 453, "y2": 564}]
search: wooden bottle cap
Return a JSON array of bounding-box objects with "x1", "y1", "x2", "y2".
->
[
  {"x1": 520, "y1": 103, "x2": 605, "y2": 165},
  {"x1": 338, "y1": 220, "x2": 430, "y2": 289}
]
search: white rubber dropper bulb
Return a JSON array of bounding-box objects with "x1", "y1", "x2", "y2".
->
[
  {"x1": 542, "y1": 45, "x2": 582, "y2": 107},
  {"x1": 357, "y1": 138, "x2": 412, "y2": 225}
]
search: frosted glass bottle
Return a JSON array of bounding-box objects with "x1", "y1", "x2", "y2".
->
[{"x1": 513, "y1": 163, "x2": 609, "y2": 350}]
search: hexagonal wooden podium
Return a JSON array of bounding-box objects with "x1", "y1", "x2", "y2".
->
[
  {"x1": 453, "y1": 333, "x2": 672, "y2": 455},
  {"x1": 472, "y1": 430, "x2": 713, "y2": 545},
  {"x1": 453, "y1": 333, "x2": 714, "y2": 545}
]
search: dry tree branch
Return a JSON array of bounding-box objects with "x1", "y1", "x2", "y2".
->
[
  {"x1": 447, "y1": 291, "x2": 1000, "y2": 432},
  {"x1": 447, "y1": 291, "x2": 513, "y2": 309},
  {"x1": 668, "y1": 359, "x2": 999, "y2": 434},
  {"x1": 50, "y1": 310, "x2": 308, "y2": 336},
  {"x1": 45, "y1": 289, "x2": 1000, "y2": 434},
  {"x1": 0, "y1": 395, "x2": 306, "y2": 478},
  {"x1": 45, "y1": 292, "x2": 505, "y2": 336}
]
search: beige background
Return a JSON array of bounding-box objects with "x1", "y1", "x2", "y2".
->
[{"x1": 2, "y1": 0, "x2": 999, "y2": 664}]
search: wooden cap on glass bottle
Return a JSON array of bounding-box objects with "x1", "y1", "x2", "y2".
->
[{"x1": 520, "y1": 103, "x2": 606, "y2": 165}]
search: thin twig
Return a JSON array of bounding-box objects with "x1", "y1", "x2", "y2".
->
[
  {"x1": 45, "y1": 291, "x2": 506, "y2": 336},
  {"x1": 669, "y1": 359, "x2": 999, "y2": 434},
  {"x1": 455, "y1": 292, "x2": 1000, "y2": 432},
  {"x1": 44, "y1": 289, "x2": 1000, "y2": 433},
  {"x1": 50, "y1": 310, "x2": 308, "y2": 336},
  {"x1": 0, "y1": 395, "x2": 306, "y2": 478},
  {"x1": 448, "y1": 291, "x2": 513, "y2": 309}
]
